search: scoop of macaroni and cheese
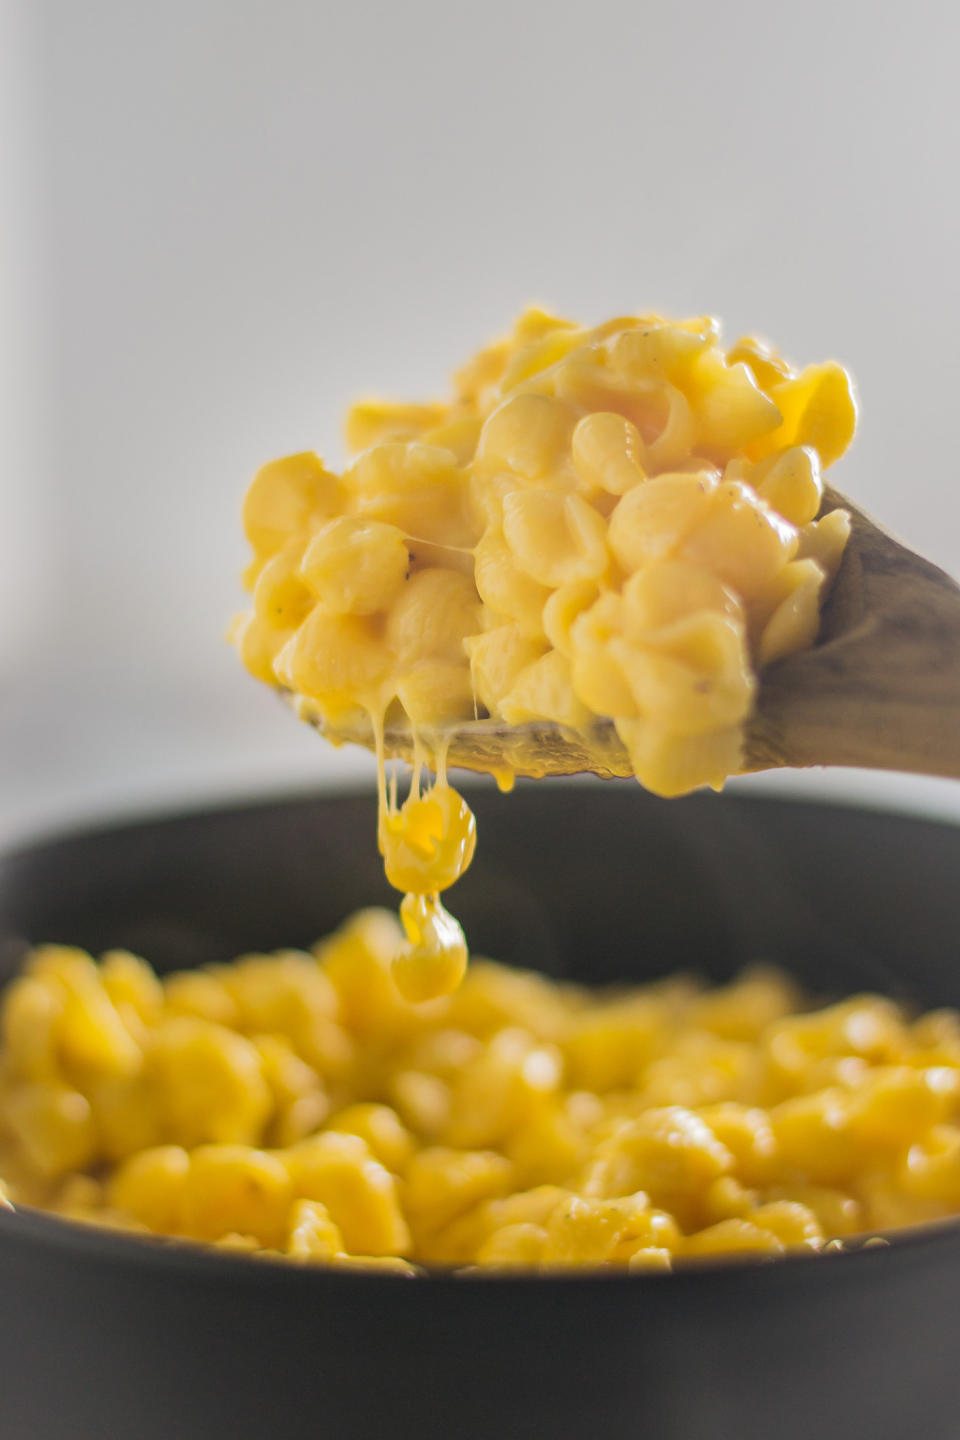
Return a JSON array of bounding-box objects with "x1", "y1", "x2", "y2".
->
[
  {"x1": 233, "y1": 310, "x2": 857, "y2": 999},
  {"x1": 236, "y1": 308, "x2": 855, "y2": 797}
]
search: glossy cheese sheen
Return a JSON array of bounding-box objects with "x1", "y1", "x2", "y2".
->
[
  {"x1": 381, "y1": 786, "x2": 476, "y2": 896},
  {"x1": 380, "y1": 781, "x2": 475, "y2": 1001},
  {"x1": 234, "y1": 308, "x2": 858, "y2": 997}
]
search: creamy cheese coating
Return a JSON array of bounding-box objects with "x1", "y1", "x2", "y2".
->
[
  {"x1": 3, "y1": 922, "x2": 960, "y2": 1271},
  {"x1": 234, "y1": 309, "x2": 857, "y2": 998}
]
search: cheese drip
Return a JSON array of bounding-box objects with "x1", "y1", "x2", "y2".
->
[{"x1": 374, "y1": 721, "x2": 476, "y2": 1002}]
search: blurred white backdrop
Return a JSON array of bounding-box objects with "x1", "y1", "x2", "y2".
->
[{"x1": 2, "y1": 0, "x2": 960, "y2": 841}]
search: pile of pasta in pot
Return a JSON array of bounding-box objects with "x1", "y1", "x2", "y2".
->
[
  {"x1": 3, "y1": 909, "x2": 960, "y2": 1272},
  {"x1": 235, "y1": 307, "x2": 856, "y2": 797}
]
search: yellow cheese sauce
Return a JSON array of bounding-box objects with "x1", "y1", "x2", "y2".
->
[
  {"x1": 233, "y1": 308, "x2": 856, "y2": 1000},
  {"x1": 3, "y1": 921, "x2": 960, "y2": 1270},
  {"x1": 380, "y1": 752, "x2": 475, "y2": 1003}
]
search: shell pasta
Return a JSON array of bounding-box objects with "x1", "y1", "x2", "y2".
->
[{"x1": 2, "y1": 916, "x2": 959, "y2": 1271}]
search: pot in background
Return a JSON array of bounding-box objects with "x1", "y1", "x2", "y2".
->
[{"x1": 1, "y1": 783, "x2": 958, "y2": 1440}]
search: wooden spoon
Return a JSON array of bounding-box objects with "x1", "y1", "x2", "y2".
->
[
  {"x1": 292, "y1": 490, "x2": 960, "y2": 782},
  {"x1": 744, "y1": 489, "x2": 960, "y2": 778}
]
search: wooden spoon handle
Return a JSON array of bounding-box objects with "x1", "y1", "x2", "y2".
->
[{"x1": 746, "y1": 493, "x2": 960, "y2": 778}]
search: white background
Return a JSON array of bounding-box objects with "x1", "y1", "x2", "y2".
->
[{"x1": 2, "y1": 0, "x2": 960, "y2": 844}]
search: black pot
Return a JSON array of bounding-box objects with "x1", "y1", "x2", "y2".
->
[{"x1": 1, "y1": 782, "x2": 959, "y2": 1440}]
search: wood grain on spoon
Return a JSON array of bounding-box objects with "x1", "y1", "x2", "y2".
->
[
  {"x1": 744, "y1": 489, "x2": 960, "y2": 778},
  {"x1": 293, "y1": 490, "x2": 960, "y2": 782}
]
